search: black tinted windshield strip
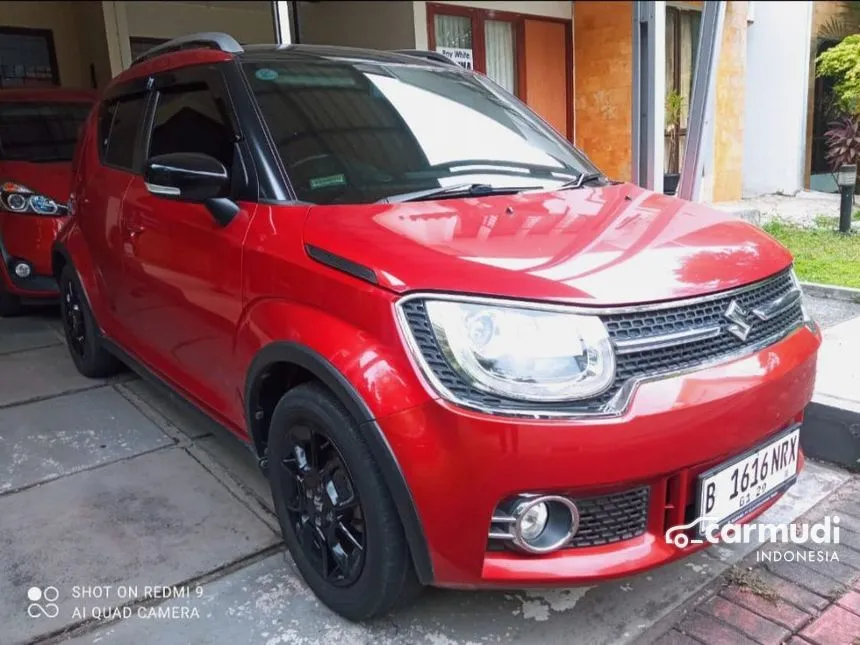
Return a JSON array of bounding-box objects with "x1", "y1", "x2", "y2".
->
[
  {"x1": 0, "y1": 101, "x2": 93, "y2": 162},
  {"x1": 242, "y1": 59, "x2": 595, "y2": 206},
  {"x1": 305, "y1": 245, "x2": 378, "y2": 285}
]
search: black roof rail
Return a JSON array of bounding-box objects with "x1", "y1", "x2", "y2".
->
[
  {"x1": 132, "y1": 32, "x2": 244, "y2": 66},
  {"x1": 393, "y1": 49, "x2": 460, "y2": 66}
]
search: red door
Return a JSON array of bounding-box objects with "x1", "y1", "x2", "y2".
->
[
  {"x1": 116, "y1": 72, "x2": 252, "y2": 425},
  {"x1": 119, "y1": 178, "x2": 254, "y2": 423}
]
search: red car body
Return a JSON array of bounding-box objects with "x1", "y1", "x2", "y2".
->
[
  {"x1": 55, "y1": 43, "x2": 820, "y2": 608},
  {"x1": 0, "y1": 88, "x2": 95, "y2": 307}
]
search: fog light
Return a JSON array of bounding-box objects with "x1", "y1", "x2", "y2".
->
[
  {"x1": 13, "y1": 261, "x2": 31, "y2": 278},
  {"x1": 513, "y1": 495, "x2": 580, "y2": 554},
  {"x1": 519, "y1": 502, "x2": 548, "y2": 541}
]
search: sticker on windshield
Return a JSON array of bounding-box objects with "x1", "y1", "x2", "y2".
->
[
  {"x1": 309, "y1": 174, "x2": 346, "y2": 190},
  {"x1": 255, "y1": 68, "x2": 279, "y2": 81}
]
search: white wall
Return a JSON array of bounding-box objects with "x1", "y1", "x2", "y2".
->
[
  {"x1": 742, "y1": 1, "x2": 813, "y2": 197},
  {"x1": 297, "y1": 1, "x2": 416, "y2": 49},
  {"x1": 412, "y1": 1, "x2": 572, "y2": 49},
  {"x1": 124, "y1": 1, "x2": 275, "y2": 44}
]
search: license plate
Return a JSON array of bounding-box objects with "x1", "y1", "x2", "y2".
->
[{"x1": 695, "y1": 427, "x2": 800, "y2": 534}]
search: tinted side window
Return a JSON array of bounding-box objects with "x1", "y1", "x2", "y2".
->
[
  {"x1": 103, "y1": 95, "x2": 147, "y2": 170},
  {"x1": 98, "y1": 102, "x2": 117, "y2": 158},
  {"x1": 148, "y1": 86, "x2": 234, "y2": 170}
]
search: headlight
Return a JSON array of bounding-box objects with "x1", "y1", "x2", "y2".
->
[
  {"x1": 405, "y1": 297, "x2": 615, "y2": 402},
  {"x1": 0, "y1": 181, "x2": 68, "y2": 217},
  {"x1": 790, "y1": 268, "x2": 813, "y2": 324}
]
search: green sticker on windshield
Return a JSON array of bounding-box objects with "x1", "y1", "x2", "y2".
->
[
  {"x1": 309, "y1": 174, "x2": 346, "y2": 189},
  {"x1": 255, "y1": 68, "x2": 278, "y2": 81}
]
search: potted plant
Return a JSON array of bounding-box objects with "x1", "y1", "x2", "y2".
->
[
  {"x1": 817, "y1": 34, "x2": 860, "y2": 193},
  {"x1": 664, "y1": 89, "x2": 684, "y2": 196}
]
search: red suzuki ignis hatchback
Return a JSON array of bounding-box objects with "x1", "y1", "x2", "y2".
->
[
  {"x1": 55, "y1": 35, "x2": 820, "y2": 620},
  {"x1": 0, "y1": 88, "x2": 95, "y2": 315}
]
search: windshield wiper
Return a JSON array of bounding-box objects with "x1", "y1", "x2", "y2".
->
[
  {"x1": 558, "y1": 172, "x2": 605, "y2": 190},
  {"x1": 377, "y1": 183, "x2": 535, "y2": 204}
]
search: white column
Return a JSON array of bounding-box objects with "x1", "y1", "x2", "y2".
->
[
  {"x1": 272, "y1": 1, "x2": 294, "y2": 45},
  {"x1": 631, "y1": 1, "x2": 666, "y2": 194},
  {"x1": 677, "y1": 1, "x2": 726, "y2": 202},
  {"x1": 102, "y1": 1, "x2": 132, "y2": 74}
]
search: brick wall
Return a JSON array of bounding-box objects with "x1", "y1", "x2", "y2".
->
[
  {"x1": 711, "y1": 1, "x2": 748, "y2": 201},
  {"x1": 573, "y1": 1, "x2": 633, "y2": 181}
]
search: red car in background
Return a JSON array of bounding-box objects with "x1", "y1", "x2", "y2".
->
[{"x1": 0, "y1": 88, "x2": 95, "y2": 316}]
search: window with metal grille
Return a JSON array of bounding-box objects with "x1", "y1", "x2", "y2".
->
[{"x1": 0, "y1": 27, "x2": 59, "y2": 88}]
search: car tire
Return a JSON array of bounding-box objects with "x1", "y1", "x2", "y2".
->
[
  {"x1": 0, "y1": 286, "x2": 21, "y2": 317},
  {"x1": 268, "y1": 382, "x2": 421, "y2": 620},
  {"x1": 58, "y1": 264, "x2": 122, "y2": 378}
]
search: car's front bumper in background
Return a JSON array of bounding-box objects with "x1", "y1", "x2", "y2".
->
[
  {"x1": 380, "y1": 323, "x2": 821, "y2": 587},
  {"x1": 0, "y1": 214, "x2": 65, "y2": 297}
]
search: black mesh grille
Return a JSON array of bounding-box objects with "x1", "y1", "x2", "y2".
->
[
  {"x1": 488, "y1": 487, "x2": 650, "y2": 550},
  {"x1": 400, "y1": 269, "x2": 803, "y2": 415},
  {"x1": 569, "y1": 487, "x2": 650, "y2": 547}
]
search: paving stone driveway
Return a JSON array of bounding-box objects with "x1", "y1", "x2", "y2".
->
[{"x1": 0, "y1": 298, "x2": 853, "y2": 645}]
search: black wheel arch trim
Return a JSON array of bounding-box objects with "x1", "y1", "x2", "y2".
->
[{"x1": 245, "y1": 340, "x2": 434, "y2": 584}]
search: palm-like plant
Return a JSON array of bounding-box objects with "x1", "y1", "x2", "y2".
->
[
  {"x1": 820, "y1": 1, "x2": 860, "y2": 41},
  {"x1": 824, "y1": 115, "x2": 860, "y2": 171}
]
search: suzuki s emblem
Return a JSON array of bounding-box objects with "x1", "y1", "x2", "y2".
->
[{"x1": 723, "y1": 300, "x2": 753, "y2": 341}]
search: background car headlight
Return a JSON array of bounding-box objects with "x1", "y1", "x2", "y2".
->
[
  {"x1": 417, "y1": 298, "x2": 615, "y2": 402},
  {"x1": 790, "y1": 267, "x2": 814, "y2": 325},
  {"x1": 0, "y1": 181, "x2": 68, "y2": 217}
]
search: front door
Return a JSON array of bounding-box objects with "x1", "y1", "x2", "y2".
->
[{"x1": 118, "y1": 68, "x2": 253, "y2": 424}]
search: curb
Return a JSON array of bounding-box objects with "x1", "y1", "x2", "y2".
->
[
  {"x1": 802, "y1": 396, "x2": 860, "y2": 473},
  {"x1": 800, "y1": 281, "x2": 860, "y2": 304}
]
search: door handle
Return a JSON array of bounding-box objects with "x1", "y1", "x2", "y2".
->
[{"x1": 125, "y1": 219, "x2": 145, "y2": 239}]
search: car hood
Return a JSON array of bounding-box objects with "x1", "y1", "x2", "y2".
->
[
  {"x1": 0, "y1": 161, "x2": 73, "y2": 202},
  {"x1": 302, "y1": 183, "x2": 793, "y2": 306}
]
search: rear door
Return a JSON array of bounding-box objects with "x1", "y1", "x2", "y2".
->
[
  {"x1": 117, "y1": 64, "x2": 255, "y2": 422},
  {"x1": 75, "y1": 86, "x2": 149, "y2": 328}
]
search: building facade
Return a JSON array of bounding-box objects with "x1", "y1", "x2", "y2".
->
[{"x1": 0, "y1": 0, "x2": 832, "y2": 201}]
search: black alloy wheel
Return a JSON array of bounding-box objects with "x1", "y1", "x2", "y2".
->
[
  {"x1": 62, "y1": 276, "x2": 86, "y2": 359},
  {"x1": 278, "y1": 423, "x2": 366, "y2": 586},
  {"x1": 267, "y1": 383, "x2": 420, "y2": 620},
  {"x1": 58, "y1": 264, "x2": 122, "y2": 378}
]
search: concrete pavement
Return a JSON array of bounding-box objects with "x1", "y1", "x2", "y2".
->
[{"x1": 0, "y1": 295, "x2": 856, "y2": 645}]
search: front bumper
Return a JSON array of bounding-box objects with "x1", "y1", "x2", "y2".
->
[
  {"x1": 379, "y1": 323, "x2": 821, "y2": 587},
  {"x1": 0, "y1": 214, "x2": 64, "y2": 297}
]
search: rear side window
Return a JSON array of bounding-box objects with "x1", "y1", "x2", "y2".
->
[
  {"x1": 148, "y1": 86, "x2": 234, "y2": 170},
  {"x1": 0, "y1": 102, "x2": 92, "y2": 162},
  {"x1": 101, "y1": 95, "x2": 147, "y2": 171}
]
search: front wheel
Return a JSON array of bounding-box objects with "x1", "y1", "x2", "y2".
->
[
  {"x1": 0, "y1": 285, "x2": 21, "y2": 317},
  {"x1": 268, "y1": 383, "x2": 420, "y2": 620},
  {"x1": 58, "y1": 264, "x2": 122, "y2": 378}
]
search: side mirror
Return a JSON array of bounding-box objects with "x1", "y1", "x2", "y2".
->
[
  {"x1": 144, "y1": 152, "x2": 239, "y2": 226},
  {"x1": 144, "y1": 152, "x2": 229, "y2": 202}
]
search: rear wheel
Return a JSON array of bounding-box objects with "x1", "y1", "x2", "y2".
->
[
  {"x1": 58, "y1": 264, "x2": 121, "y2": 378},
  {"x1": 0, "y1": 285, "x2": 21, "y2": 317},
  {"x1": 268, "y1": 382, "x2": 420, "y2": 620}
]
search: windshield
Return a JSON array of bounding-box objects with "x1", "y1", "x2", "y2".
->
[
  {"x1": 243, "y1": 59, "x2": 598, "y2": 204},
  {"x1": 0, "y1": 101, "x2": 93, "y2": 162}
]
